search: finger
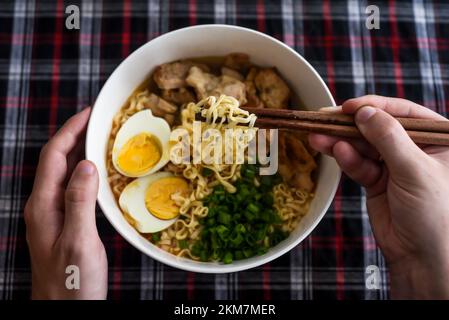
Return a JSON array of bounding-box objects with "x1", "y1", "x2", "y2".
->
[
  {"x1": 422, "y1": 145, "x2": 449, "y2": 155},
  {"x1": 65, "y1": 132, "x2": 86, "y2": 185},
  {"x1": 64, "y1": 160, "x2": 99, "y2": 236},
  {"x1": 342, "y1": 95, "x2": 447, "y2": 120},
  {"x1": 308, "y1": 133, "x2": 379, "y2": 159},
  {"x1": 354, "y1": 106, "x2": 425, "y2": 173},
  {"x1": 31, "y1": 107, "x2": 91, "y2": 208},
  {"x1": 332, "y1": 141, "x2": 383, "y2": 188},
  {"x1": 308, "y1": 134, "x2": 333, "y2": 155},
  {"x1": 319, "y1": 106, "x2": 343, "y2": 113}
]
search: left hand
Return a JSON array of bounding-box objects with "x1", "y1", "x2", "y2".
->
[{"x1": 24, "y1": 108, "x2": 108, "y2": 299}]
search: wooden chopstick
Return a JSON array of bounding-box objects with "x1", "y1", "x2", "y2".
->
[
  {"x1": 241, "y1": 106, "x2": 449, "y2": 146},
  {"x1": 254, "y1": 117, "x2": 449, "y2": 146},
  {"x1": 242, "y1": 106, "x2": 449, "y2": 134},
  {"x1": 194, "y1": 106, "x2": 449, "y2": 146}
]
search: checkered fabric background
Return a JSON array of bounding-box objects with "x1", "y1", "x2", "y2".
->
[{"x1": 1, "y1": 0, "x2": 448, "y2": 300}]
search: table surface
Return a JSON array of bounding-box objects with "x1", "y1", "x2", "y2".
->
[{"x1": 1, "y1": 0, "x2": 448, "y2": 300}]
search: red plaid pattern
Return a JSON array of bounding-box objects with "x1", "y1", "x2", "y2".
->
[{"x1": 1, "y1": 0, "x2": 448, "y2": 300}]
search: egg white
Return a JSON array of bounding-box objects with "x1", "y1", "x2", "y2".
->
[
  {"x1": 119, "y1": 171, "x2": 179, "y2": 233},
  {"x1": 112, "y1": 110, "x2": 171, "y2": 178}
]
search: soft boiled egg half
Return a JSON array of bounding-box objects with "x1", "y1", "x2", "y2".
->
[
  {"x1": 112, "y1": 110, "x2": 170, "y2": 177},
  {"x1": 119, "y1": 172, "x2": 190, "y2": 233}
]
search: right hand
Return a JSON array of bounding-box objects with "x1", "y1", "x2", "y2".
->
[{"x1": 309, "y1": 95, "x2": 449, "y2": 299}]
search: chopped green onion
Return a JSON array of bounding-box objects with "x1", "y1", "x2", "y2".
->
[
  {"x1": 223, "y1": 252, "x2": 233, "y2": 264},
  {"x1": 218, "y1": 212, "x2": 231, "y2": 225},
  {"x1": 191, "y1": 163, "x2": 287, "y2": 263},
  {"x1": 152, "y1": 232, "x2": 161, "y2": 242},
  {"x1": 203, "y1": 167, "x2": 214, "y2": 177},
  {"x1": 247, "y1": 203, "x2": 260, "y2": 214},
  {"x1": 216, "y1": 225, "x2": 229, "y2": 240},
  {"x1": 234, "y1": 251, "x2": 244, "y2": 260},
  {"x1": 178, "y1": 239, "x2": 188, "y2": 249}
]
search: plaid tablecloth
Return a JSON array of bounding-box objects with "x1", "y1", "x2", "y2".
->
[{"x1": 1, "y1": 0, "x2": 448, "y2": 300}]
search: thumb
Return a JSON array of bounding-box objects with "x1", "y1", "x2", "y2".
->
[
  {"x1": 355, "y1": 106, "x2": 425, "y2": 173},
  {"x1": 64, "y1": 160, "x2": 99, "y2": 235}
]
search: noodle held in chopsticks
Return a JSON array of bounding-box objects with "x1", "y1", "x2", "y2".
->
[{"x1": 164, "y1": 95, "x2": 258, "y2": 257}]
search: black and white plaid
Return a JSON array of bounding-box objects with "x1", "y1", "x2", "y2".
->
[{"x1": 0, "y1": 0, "x2": 448, "y2": 300}]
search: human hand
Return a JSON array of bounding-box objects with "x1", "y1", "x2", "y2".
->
[
  {"x1": 24, "y1": 108, "x2": 107, "y2": 300},
  {"x1": 309, "y1": 95, "x2": 449, "y2": 299}
]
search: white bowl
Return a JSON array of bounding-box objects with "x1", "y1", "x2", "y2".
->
[{"x1": 86, "y1": 25, "x2": 340, "y2": 273}]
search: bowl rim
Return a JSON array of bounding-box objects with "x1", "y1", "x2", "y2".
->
[{"x1": 86, "y1": 24, "x2": 340, "y2": 273}]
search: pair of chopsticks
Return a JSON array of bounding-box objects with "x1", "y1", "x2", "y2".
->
[{"x1": 241, "y1": 106, "x2": 449, "y2": 146}]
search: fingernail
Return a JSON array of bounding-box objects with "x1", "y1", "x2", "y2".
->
[
  {"x1": 78, "y1": 161, "x2": 95, "y2": 176},
  {"x1": 81, "y1": 106, "x2": 92, "y2": 115},
  {"x1": 356, "y1": 106, "x2": 376, "y2": 124},
  {"x1": 319, "y1": 106, "x2": 342, "y2": 113}
]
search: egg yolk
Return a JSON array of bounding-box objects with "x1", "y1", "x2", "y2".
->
[
  {"x1": 117, "y1": 133, "x2": 161, "y2": 175},
  {"x1": 145, "y1": 177, "x2": 189, "y2": 220}
]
